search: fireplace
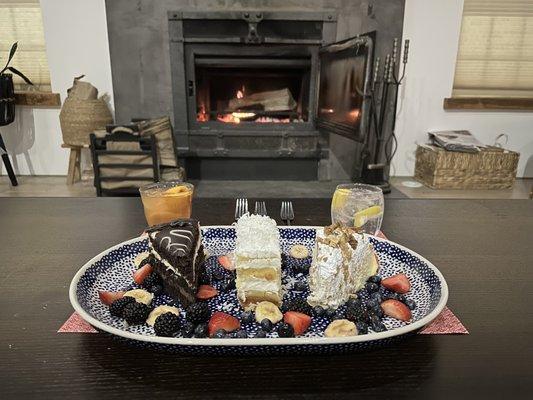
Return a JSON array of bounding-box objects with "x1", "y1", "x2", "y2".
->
[{"x1": 168, "y1": 11, "x2": 373, "y2": 180}]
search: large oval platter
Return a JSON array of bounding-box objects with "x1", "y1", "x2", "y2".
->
[{"x1": 69, "y1": 226, "x2": 448, "y2": 355}]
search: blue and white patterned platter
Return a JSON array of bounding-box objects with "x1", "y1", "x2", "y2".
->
[{"x1": 69, "y1": 226, "x2": 448, "y2": 355}]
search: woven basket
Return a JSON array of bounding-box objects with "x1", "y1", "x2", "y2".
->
[
  {"x1": 60, "y1": 97, "x2": 113, "y2": 146},
  {"x1": 414, "y1": 144, "x2": 519, "y2": 189}
]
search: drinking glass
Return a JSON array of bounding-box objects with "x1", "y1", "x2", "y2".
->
[
  {"x1": 139, "y1": 181, "x2": 194, "y2": 226},
  {"x1": 331, "y1": 183, "x2": 384, "y2": 235}
]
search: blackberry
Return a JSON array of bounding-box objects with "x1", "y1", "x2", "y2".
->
[
  {"x1": 186, "y1": 302, "x2": 211, "y2": 324},
  {"x1": 313, "y1": 306, "x2": 325, "y2": 317},
  {"x1": 142, "y1": 272, "x2": 162, "y2": 290},
  {"x1": 356, "y1": 321, "x2": 369, "y2": 335},
  {"x1": 365, "y1": 282, "x2": 379, "y2": 293},
  {"x1": 122, "y1": 302, "x2": 151, "y2": 325},
  {"x1": 346, "y1": 297, "x2": 362, "y2": 309},
  {"x1": 277, "y1": 323, "x2": 294, "y2": 338},
  {"x1": 154, "y1": 312, "x2": 181, "y2": 337},
  {"x1": 212, "y1": 268, "x2": 225, "y2": 281},
  {"x1": 325, "y1": 308, "x2": 337, "y2": 319},
  {"x1": 254, "y1": 330, "x2": 267, "y2": 338},
  {"x1": 345, "y1": 303, "x2": 366, "y2": 323},
  {"x1": 293, "y1": 281, "x2": 308, "y2": 292},
  {"x1": 241, "y1": 311, "x2": 254, "y2": 324},
  {"x1": 109, "y1": 296, "x2": 135, "y2": 317},
  {"x1": 151, "y1": 284, "x2": 163, "y2": 296},
  {"x1": 282, "y1": 298, "x2": 312, "y2": 315}
]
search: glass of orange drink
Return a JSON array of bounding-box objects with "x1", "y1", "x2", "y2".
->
[{"x1": 139, "y1": 181, "x2": 194, "y2": 226}]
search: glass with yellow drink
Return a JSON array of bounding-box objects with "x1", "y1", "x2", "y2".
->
[{"x1": 139, "y1": 181, "x2": 194, "y2": 226}]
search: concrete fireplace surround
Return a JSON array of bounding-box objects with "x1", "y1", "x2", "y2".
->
[{"x1": 105, "y1": 0, "x2": 405, "y2": 181}]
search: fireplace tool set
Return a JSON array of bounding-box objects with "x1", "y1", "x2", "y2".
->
[{"x1": 360, "y1": 38, "x2": 409, "y2": 193}]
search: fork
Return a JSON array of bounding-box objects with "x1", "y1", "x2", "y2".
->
[
  {"x1": 280, "y1": 201, "x2": 294, "y2": 226},
  {"x1": 235, "y1": 198, "x2": 248, "y2": 221},
  {"x1": 254, "y1": 201, "x2": 267, "y2": 216}
]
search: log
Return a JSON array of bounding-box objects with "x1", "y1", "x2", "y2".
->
[{"x1": 228, "y1": 88, "x2": 297, "y2": 112}]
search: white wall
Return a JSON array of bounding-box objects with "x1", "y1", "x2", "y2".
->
[
  {"x1": 1, "y1": 0, "x2": 114, "y2": 176},
  {"x1": 394, "y1": 0, "x2": 533, "y2": 177}
]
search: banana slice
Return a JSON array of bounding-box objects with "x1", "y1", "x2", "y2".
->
[
  {"x1": 255, "y1": 301, "x2": 283, "y2": 324},
  {"x1": 134, "y1": 252, "x2": 150, "y2": 268},
  {"x1": 124, "y1": 289, "x2": 154, "y2": 305},
  {"x1": 289, "y1": 244, "x2": 309, "y2": 259},
  {"x1": 146, "y1": 305, "x2": 180, "y2": 326},
  {"x1": 324, "y1": 319, "x2": 358, "y2": 337}
]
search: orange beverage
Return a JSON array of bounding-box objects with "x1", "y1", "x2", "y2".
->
[{"x1": 139, "y1": 181, "x2": 194, "y2": 226}]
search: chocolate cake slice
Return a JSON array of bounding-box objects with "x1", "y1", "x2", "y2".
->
[{"x1": 146, "y1": 219, "x2": 205, "y2": 306}]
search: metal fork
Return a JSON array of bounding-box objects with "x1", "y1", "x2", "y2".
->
[
  {"x1": 235, "y1": 198, "x2": 248, "y2": 221},
  {"x1": 280, "y1": 201, "x2": 294, "y2": 226},
  {"x1": 254, "y1": 201, "x2": 267, "y2": 216}
]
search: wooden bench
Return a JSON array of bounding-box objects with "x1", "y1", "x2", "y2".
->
[{"x1": 61, "y1": 143, "x2": 88, "y2": 185}]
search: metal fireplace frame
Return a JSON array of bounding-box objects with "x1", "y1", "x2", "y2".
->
[{"x1": 167, "y1": 10, "x2": 373, "y2": 180}]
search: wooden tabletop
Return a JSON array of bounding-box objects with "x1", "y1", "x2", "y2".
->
[{"x1": 0, "y1": 197, "x2": 532, "y2": 399}]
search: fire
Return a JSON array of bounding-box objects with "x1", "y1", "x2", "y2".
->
[
  {"x1": 348, "y1": 109, "x2": 360, "y2": 122},
  {"x1": 236, "y1": 85, "x2": 245, "y2": 99},
  {"x1": 197, "y1": 102, "x2": 208, "y2": 122}
]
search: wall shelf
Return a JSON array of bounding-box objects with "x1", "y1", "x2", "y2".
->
[{"x1": 14, "y1": 91, "x2": 61, "y2": 107}]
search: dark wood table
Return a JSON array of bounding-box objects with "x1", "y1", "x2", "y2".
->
[{"x1": 1, "y1": 198, "x2": 532, "y2": 399}]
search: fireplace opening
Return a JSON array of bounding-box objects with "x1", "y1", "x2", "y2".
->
[{"x1": 195, "y1": 58, "x2": 311, "y2": 124}]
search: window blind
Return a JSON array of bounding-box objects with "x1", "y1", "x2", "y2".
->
[
  {"x1": 0, "y1": 0, "x2": 51, "y2": 91},
  {"x1": 452, "y1": 0, "x2": 533, "y2": 98}
]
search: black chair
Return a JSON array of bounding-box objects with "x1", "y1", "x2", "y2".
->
[{"x1": 90, "y1": 131, "x2": 159, "y2": 196}]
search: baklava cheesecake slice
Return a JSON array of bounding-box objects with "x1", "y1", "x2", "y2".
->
[
  {"x1": 146, "y1": 219, "x2": 205, "y2": 306},
  {"x1": 307, "y1": 224, "x2": 379, "y2": 309},
  {"x1": 235, "y1": 214, "x2": 282, "y2": 310}
]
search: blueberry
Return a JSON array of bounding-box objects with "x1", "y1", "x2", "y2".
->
[
  {"x1": 313, "y1": 306, "x2": 325, "y2": 317},
  {"x1": 220, "y1": 279, "x2": 236, "y2": 291},
  {"x1": 277, "y1": 323, "x2": 294, "y2": 338},
  {"x1": 356, "y1": 321, "x2": 369, "y2": 335},
  {"x1": 254, "y1": 330, "x2": 267, "y2": 338},
  {"x1": 293, "y1": 281, "x2": 307, "y2": 291},
  {"x1": 233, "y1": 329, "x2": 248, "y2": 338},
  {"x1": 294, "y1": 264, "x2": 310, "y2": 274},
  {"x1": 333, "y1": 309, "x2": 345, "y2": 320},
  {"x1": 151, "y1": 285, "x2": 163, "y2": 296},
  {"x1": 365, "y1": 282, "x2": 379, "y2": 293},
  {"x1": 346, "y1": 297, "x2": 362, "y2": 309},
  {"x1": 370, "y1": 292, "x2": 382, "y2": 303},
  {"x1": 368, "y1": 305, "x2": 384, "y2": 318},
  {"x1": 397, "y1": 294, "x2": 407, "y2": 303},
  {"x1": 213, "y1": 329, "x2": 227, "y2": 338},
  {"x1": 194, "y1": 323, "x2": 208, "y2": 338},
  {"x1": 369, "y1": 314, "x2": 382, "y2": 325},
  {"x1": 325, "y1": 308, "x2": 337, "y2": 319},
  {"x1": 405, "y1": 299, "x2": 416, "y2": 310},
  {"x1": 181, "y1": 322, "x2": 195, "y2": 338},
  {"x1": 367, "y1": 297, "x2": 380, "y2": 309},
  {"x1": 371, "y1": 320, "x2": 387, "y2": 332},
  {"x1": 241, "y1": 311, "x2": 254, "y2": 324},
  {"x1": 368, "y1": 275, "x2": 381, "y2": 284},
  {"x1": 212, "y1": 269, "x2": 225, "y2": 281},
  {"x1": 260, "y1": 318, "x2": 273, "y2": 332}
]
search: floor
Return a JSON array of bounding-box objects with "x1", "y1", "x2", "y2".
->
[{"x1": 0, "y1": 175, "x2": 531, "y2": 199}]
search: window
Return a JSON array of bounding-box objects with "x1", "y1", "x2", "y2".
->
[
  {"x1": 0, "y1": 0, "x2": 51, "y2": 91},
  {"x1": 452, "y1": 0, "x2": 533, "y2": 98}
]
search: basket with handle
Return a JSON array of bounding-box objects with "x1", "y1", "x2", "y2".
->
[{"x1": 59, "y1": 76, "x2": 113, "y2": 146}]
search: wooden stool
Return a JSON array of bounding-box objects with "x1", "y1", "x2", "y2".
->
[{"x1": 61, "y1": 143, "x2": 88, "y2": 185}]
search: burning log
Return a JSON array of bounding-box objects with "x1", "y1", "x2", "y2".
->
[{"x1": 228, "y1": 88, "x2": 297, "y2": 112}]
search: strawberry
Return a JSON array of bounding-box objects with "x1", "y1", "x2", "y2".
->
[
  {"x1": 381, "y1": 299, "x2": 412, "y2": 322},
  {"x1": 283, "y1": 311, "x2": 312, "y2": 336},
  {"x1": 218, "y1": 255, "x2": 234, "y2": 271},
  {"x1": 133, "y1": 263, "x2": 153, "y2": 285},
  {"x1": 381, "y1": 273, "x2": 411, "y2": 294},
  {"x1": 196, "y1": 284, "x2": 218, "y2": 300},
  {"x1": 208, "y1": 312, "x2": 240, "y2": 336},
  {"x1": 98, "y1": 290, "x2": 125, "y2": 305}
]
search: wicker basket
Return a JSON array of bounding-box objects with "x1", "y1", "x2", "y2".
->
[
  {"x1": 414, "y1": 144, "x2": 519, "y2": 189},
  {"x1": 59, "y1": 77, "x2": 113, "y2": 146}
]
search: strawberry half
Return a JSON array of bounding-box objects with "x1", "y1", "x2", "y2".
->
[
  {"x1": 381, "y1": 273, "x2": 411, "y2": 294},
  {"x1": 208, "y1": 312, "x2": 240, "y2": 336},
  {"x1": 218, "y1": 255, "x2": 235, "y2": 271},
  {"x1": 98, "y1": 290, "x2": 125, "y2": 306},
  {"x1": 133, "y1": 263, "x2": 153, "y2": 285},
  {"x1": 196, "y1": 284, "x2": 218, "y2": 300},
  {"x1": 283, "y1": 311, "x2": 312, "y2": 336},
  {"x1": 381, "y1": 299, "x2": 412, "y2": 322}
]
